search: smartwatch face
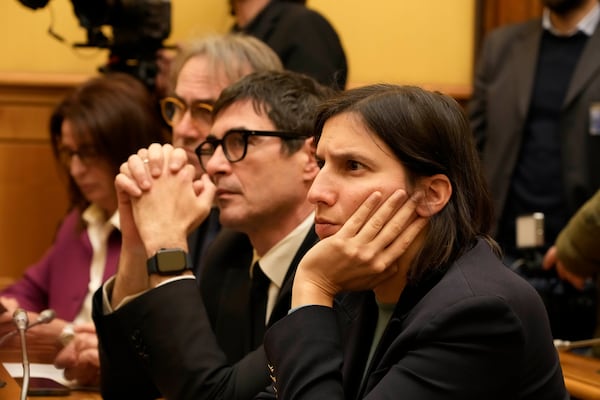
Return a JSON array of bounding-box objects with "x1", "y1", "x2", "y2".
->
[{"x1": 159, "y1": 250, "x2": 187, "y2": 272}]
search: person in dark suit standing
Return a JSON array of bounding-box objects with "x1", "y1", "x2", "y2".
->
[
  {"x1": 92, "y1": 71, "x2": 332, "y2": 399},
  {"x1": 258, "y1": 85, "x2": 567, "y2": 399},
  {"x1": 230, "y1": 0, "x2": 348, "y2": 90},
  {"x1": 469, "y1": 0, "x2": 600, "y2": 340}
]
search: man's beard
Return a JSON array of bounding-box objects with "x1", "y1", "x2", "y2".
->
[{"x1": 542, "y1": 0, "x2": 587, "y2": 15}]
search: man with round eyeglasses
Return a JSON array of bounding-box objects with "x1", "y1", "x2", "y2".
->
[
  {"x1": 157, "y1": 33, "x2": 283, "y2": 278},
  {"x1": 160, "y1": 34, "x2": 282, "y2": 173},
  {"x1": 160, "y1": 96, "x2": 213, "y2": 138},
  {"x1": 92, "y1": 70, "x2": 333, "y2": 399}
]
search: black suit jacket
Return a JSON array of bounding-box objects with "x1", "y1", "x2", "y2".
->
[
  {"x1": 188, "y1": 207, "x2": 221, "y2": 279},
  {"x1": 260, "y1": 240, "x2": 568, "y2": 399},
  {"x1": 93, "y1": 226, "x2": 319, "y2": 400},
  {"x1": 234, "y1": 0, "x2": 348, "y2": 90}
]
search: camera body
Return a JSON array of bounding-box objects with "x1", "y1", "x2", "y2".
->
[
  {"x1": 71, "y1": 0, "x2": 170, "y2": 49},
  {"x1": 18, "y1": 0, "x2": 171, "y2": 90}
]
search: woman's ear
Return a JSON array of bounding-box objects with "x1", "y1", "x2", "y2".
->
[{"x1": 415, "y1": 174, "x2": 452, "y2": 217}]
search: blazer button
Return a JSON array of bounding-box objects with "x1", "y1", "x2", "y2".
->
[
  {"x1": 131, "y1": 329, "x2": 141, "y2": 342},
  {"x1": 130, "y1": 330, "x2": 149, "y2": 360}
]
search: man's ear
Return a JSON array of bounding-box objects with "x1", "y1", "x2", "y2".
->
[
  {"x1": 301, "y1": 137, "x2": 320, "y2": 179},
  {"x1": 415, "y1": 174, "x2": 452, "y2": 217}
]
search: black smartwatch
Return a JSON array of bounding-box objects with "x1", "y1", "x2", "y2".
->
[{"x1": 147, "y1": 248, "x2": 192, "y2": 276}]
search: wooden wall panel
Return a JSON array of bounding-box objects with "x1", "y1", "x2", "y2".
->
[
  {"x1": 0, "y1": 143, "x2": 68, "y2": 284},
  {"x1": 0, "y1": 105, "x2": 53, "y2": 140},
  {"x1": 0, "y1": 73, "x2": 89, "y2": 286}
]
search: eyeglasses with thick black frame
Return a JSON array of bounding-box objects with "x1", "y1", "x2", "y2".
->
[
  {"x1": 160, "y1": 96, "x2": 214, "y2": 128},
  {"x1": 194, "y1": 129, "x2": 310, "y2": 172}
]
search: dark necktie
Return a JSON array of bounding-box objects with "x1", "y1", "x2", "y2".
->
[{"x1": 250, "y1": 262, "x2": 270, "y2": 348}]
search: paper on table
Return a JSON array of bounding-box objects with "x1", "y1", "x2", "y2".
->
[{"x1": 3, "y1": 362, "x2": 72, "y2": 386}]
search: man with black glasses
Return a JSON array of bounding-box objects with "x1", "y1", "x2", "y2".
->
[
  {"x1": 92, "y1": 70, "x2": 332, "y2": 399},
  {"x1": 53, "y1": 34, "x2": 284, "y2": 386}
]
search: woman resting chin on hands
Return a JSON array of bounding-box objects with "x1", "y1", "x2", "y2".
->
[{"x1": 260, "y1": 85, "x2": 568, "y2": 400}]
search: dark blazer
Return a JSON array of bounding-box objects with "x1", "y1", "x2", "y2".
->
[
  {"x1": 469, "y1": 19, "x2": 600, "y2": 235},
  {"x1": 93, "y1": 226, "x2": 318, "y2": 400},
  {"x1": 188, "y1": 207, "x2": 221, "y2": 279},
  {"x1": 261, "y1": 240, "x2": 568, "y2": 399},
  {"x1": 235, "y1": 0, "x2": 348, "y2": 90}
]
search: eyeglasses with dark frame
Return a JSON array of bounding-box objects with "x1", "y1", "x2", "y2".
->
[
  {"x1": 160, "y1": 96, "x2": 214, "y2": 128},
  {"x1": 57, "y1": 145, "x2": 101, "y2": 168},
  {"x1": 194, "y1": 129, "x2": 310, "y2": 172}
]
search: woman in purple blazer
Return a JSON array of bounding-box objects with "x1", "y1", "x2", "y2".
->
[{"x1": 0, "y1": 73, "x2": 166, "y2": 383}]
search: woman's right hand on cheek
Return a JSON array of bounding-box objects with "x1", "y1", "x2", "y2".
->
[{"x1": 292, "y1": 190, "x2": 428, "y2": 308}]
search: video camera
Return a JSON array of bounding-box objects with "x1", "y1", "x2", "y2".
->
[{"x1": 18, "y1": 0, "x2": 171, "y2": 91}]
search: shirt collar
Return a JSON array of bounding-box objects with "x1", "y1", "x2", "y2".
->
[
  {"x1": 542, "y1": 3, "x2": 600, "y2": 36},
  {"x1": 251, "y1": 212, "x2": 315, "y2": 289},
  {"x1": 82, "y1": 204, "x2": 120, "y2": 231}
]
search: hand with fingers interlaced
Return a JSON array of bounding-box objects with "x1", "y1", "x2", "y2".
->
[
  {"x1": 118, "y1": 144, "x2": 216, "y2": 255},
  {"x1": 111, "y1": 143, "x2": 216, "y2": 307},
  {"x1": 54, "y1": 323, "x2": 100, "y2": 387}
]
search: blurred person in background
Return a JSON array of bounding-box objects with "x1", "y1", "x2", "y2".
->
[
  {"x1": 230, "y1": 0, "x2": 348, "y2": 90},
  {"x1": 469, "y1": 0, "x2": 600, "y2": 340},
  {"x1": 0, "y1": 72, "x2": 167, "y2": 386}
]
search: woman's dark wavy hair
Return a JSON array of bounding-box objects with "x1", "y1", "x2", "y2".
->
[
  {"x1": 314, "y1": 84, "x2": 499, "y2": 281},
  {"x1": 50, "y1": 72, "x2": 168, "y2": 212}
]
